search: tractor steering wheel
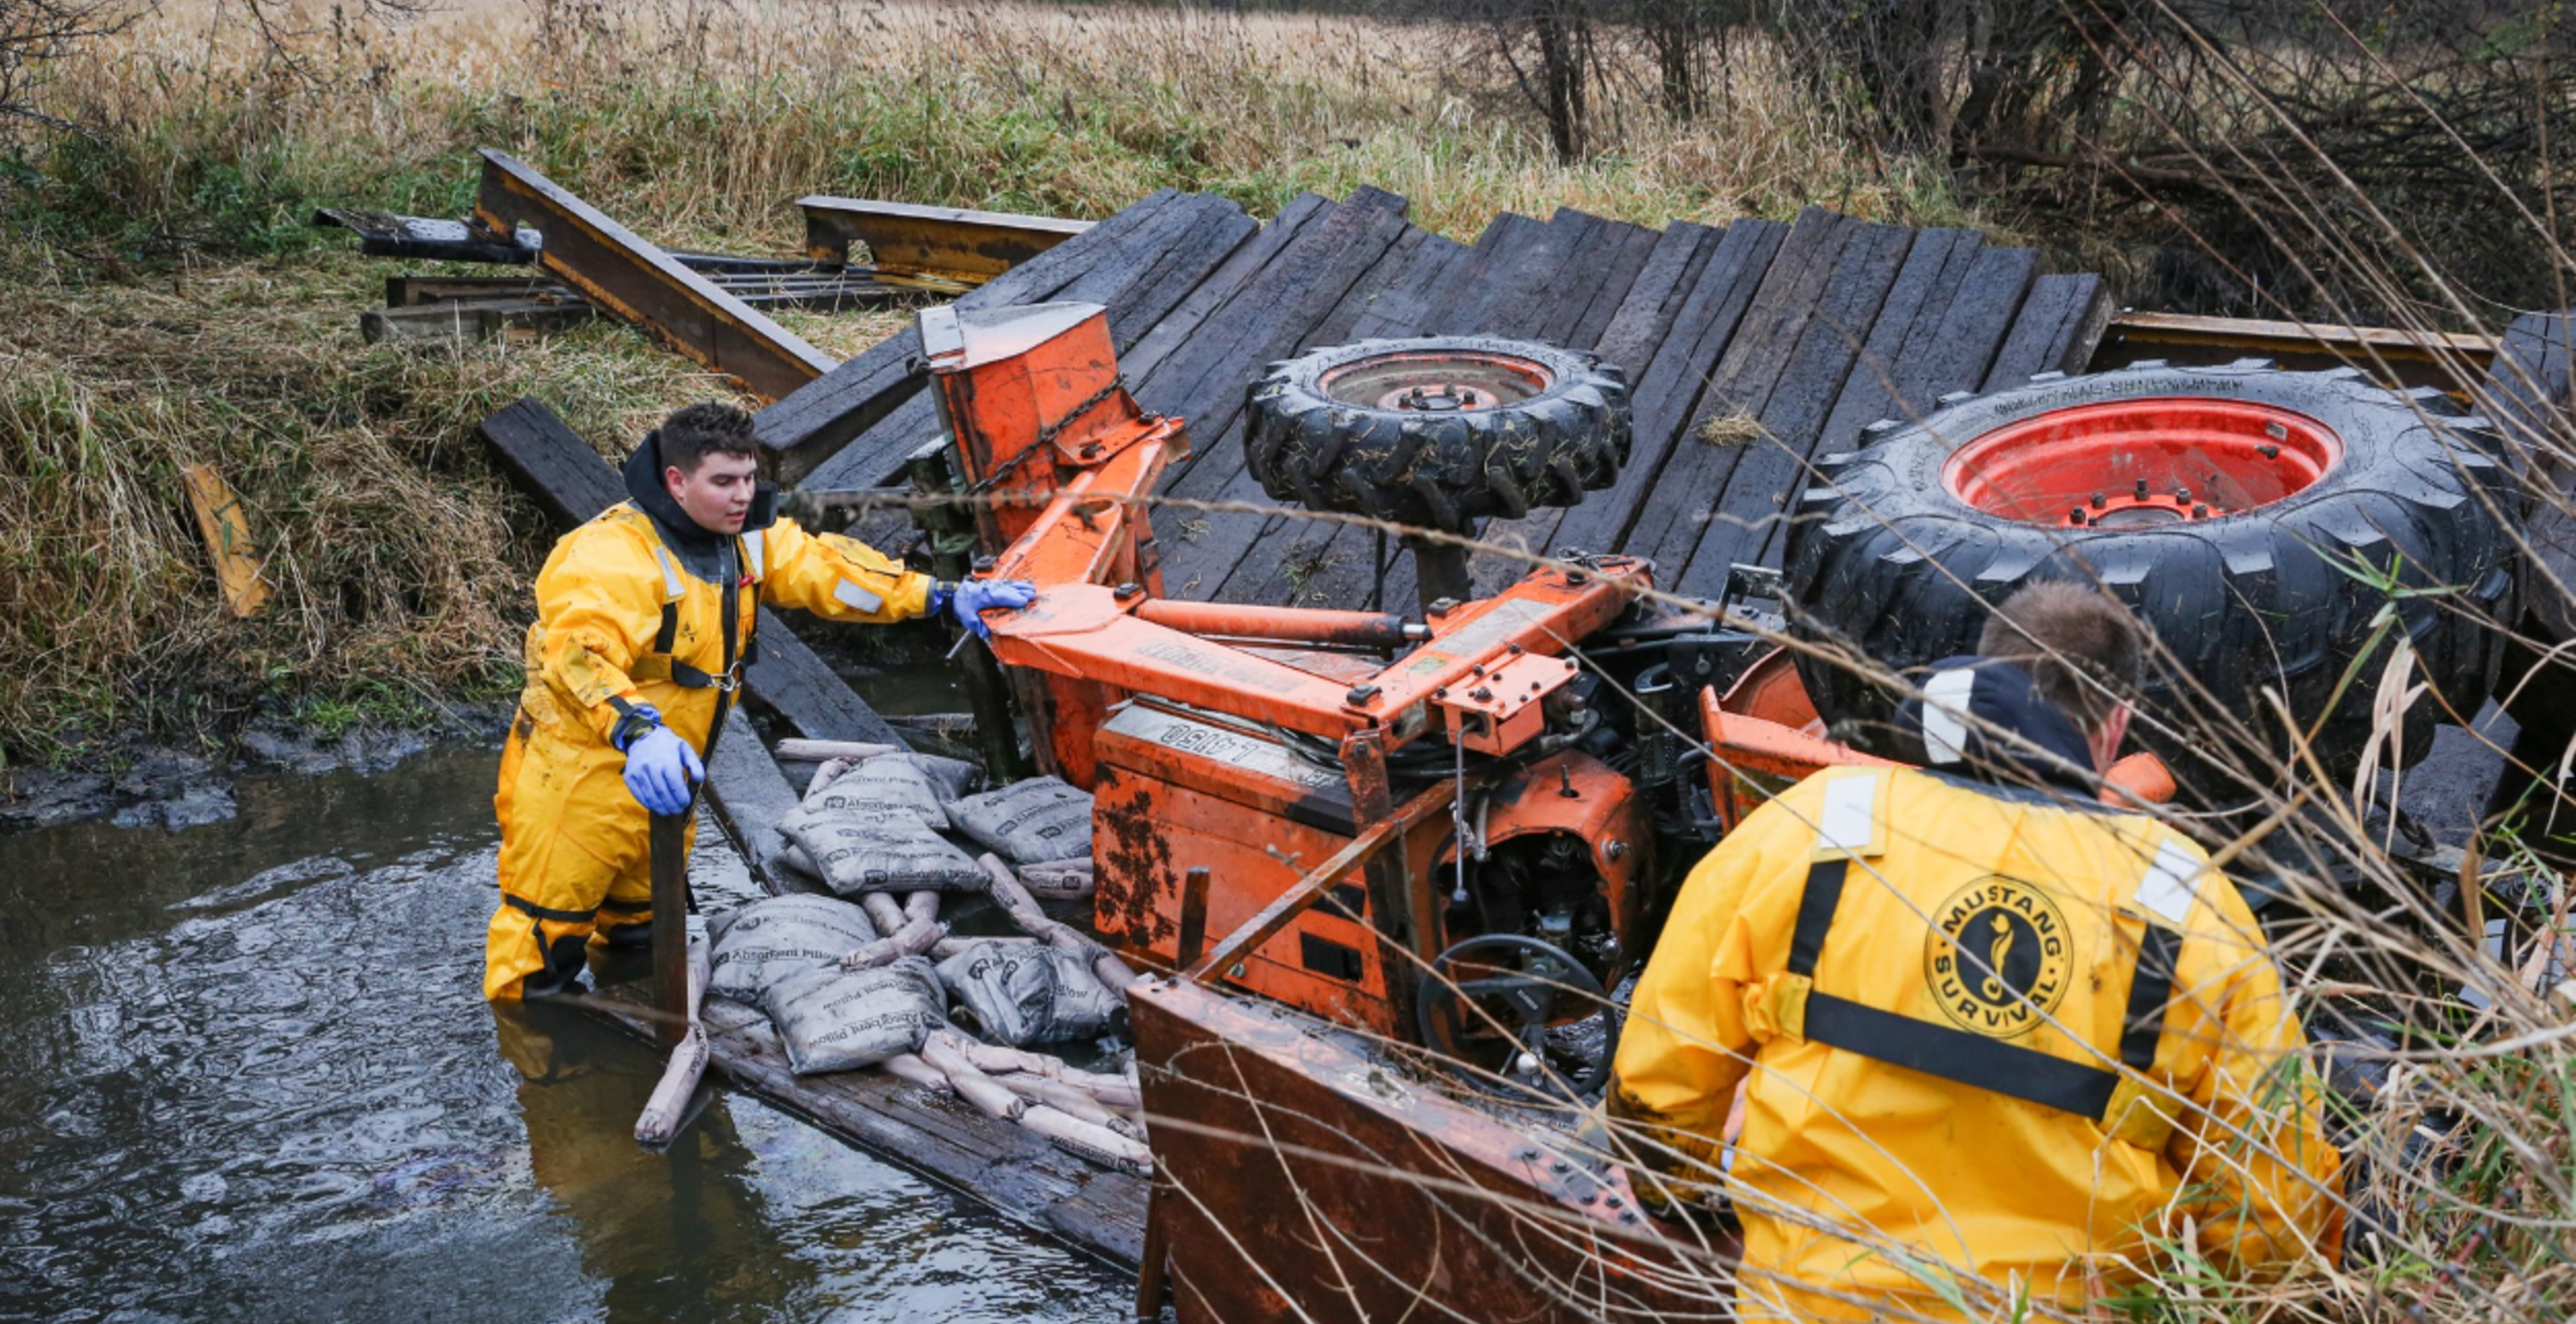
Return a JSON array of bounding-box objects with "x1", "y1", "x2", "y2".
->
[{"x1": 1414, "y1": 933, "x2": 1615, "y2": 1099}]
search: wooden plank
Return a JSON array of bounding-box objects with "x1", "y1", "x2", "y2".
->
[
  {"x1": 1174, "y1": 203, "x2": 1522, "y2": 603},
  {"x1": 180, "y1": 463, "x2": 272, "y2": 618},
  {"x1": 793, "y1": 194, "x2": 1253, "y2": 493},
  {"x1": 1547, "y1": 216, "x2": 1789, "y2": 563},
  {"x1": 1135, "y1": 188, "x2": 1411, "y2": 492},
  {"x1": 1754, "y1": 232, "x2": 2024, "y2": 573},
  {"x1": 589, "y1": 986, "x2": 1148, "y2": 1268},
  {"x1": 1355, "y1": 208, "x2": 1617, "y2": 607},
  {"x1": 478, "y1": 396, "x2": 624, "y2": 525},
  {"x1": 751, "y1": 188, "x2": 1189, "y2": 483},
  {"x1": 1673, "y1": 219, "x2": 1918, "y2": 594},
  {"x1": 1140, "y1": 192, "x2": 1417, "y2": 597},
  {"x1": 1809, "y1": 228, "x2": 1983, "y2": 452},
  {"x1": 1983, "y1": 271, "x2": 2114, "y2": 392},
  {"x1": 1375, "y1": 216, "x2": 1731, "y2": 607},
  {"x1": 798, "y1": 194, "x2": 1260, "y2": 493},
  {"x1": 1453, "y1": 213, "x2": 1664, "y2": 597},
  {"x1": 1616, "y1": 209, "x2": 1860, "y2": 581},
  {"x1": 702, "y1": 708, "x2": 804, "y2": 890},
  {"x1": 1121, "y1": 191, "x2": 1334, "y2": 393},
  {"x1": 472, "y1": 149, "x2": 835, "y2": 403},
  {"x1": 1560, "y1": 219, "x2": 1663, "y2": 351}
]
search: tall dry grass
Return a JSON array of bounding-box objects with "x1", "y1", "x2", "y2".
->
[{"x1": 0, "y1": 0, "x2": 1933, "y2": 764}]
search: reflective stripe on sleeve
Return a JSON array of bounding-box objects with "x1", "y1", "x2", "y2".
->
[
  {"x1": 1816, "y1": 771, "x2": 1882, "y2": 858},
  {"x1": 2133, "y1": 837, "x2": 2202, "y2": 929},
  {"x1": 1920, "y1": 666, "x2": 1978, "y2": 764},
  {"x1": 833, "y1": 579, "x2": 885, "y2": 614}
]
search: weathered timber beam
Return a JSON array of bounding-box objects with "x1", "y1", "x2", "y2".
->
[
  {"x1": 471, "y1": 149, "x2": 836, "y2": 402},
  {"x1": 800, "y1": 196, "x2": 1090, "y2": 284},
  {"x1": 2097, "y1": 309, "x2": 2497, "y2": 372}
]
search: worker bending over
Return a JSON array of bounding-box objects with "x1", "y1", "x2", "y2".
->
[
  {"x1": 484, "y1": 403, "x2": 1034, "y2": 1001},
  {"x1": 1607, "y1": 582, "x2": 2342, "y2": 1320}
]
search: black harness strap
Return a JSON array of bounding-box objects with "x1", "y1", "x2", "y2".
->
[
  {"x1": 1790, "y1": 856, "x2": 2182, "y2": 1125},
  {"x1": 503, "y1": 893, "x2": 598, "y2": 924},
  {"x1": 1802, "y1": 991, "x2": 2123, "y2": 1117},
  {"x1": 1787, "y1": 857, "x2": 1848, "y2": 978},
  {"x1": 2120, "y1": 925, "x2": 2182, "y2": 1073}
]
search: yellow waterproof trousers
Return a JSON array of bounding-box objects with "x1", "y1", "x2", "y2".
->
[{"x1": 481, "y1": 700, "x2": 700, "y2": 1001}]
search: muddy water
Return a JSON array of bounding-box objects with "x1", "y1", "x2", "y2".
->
[{"x1": 0, "y1": 743, "x2": 1123, "y2": 1323}]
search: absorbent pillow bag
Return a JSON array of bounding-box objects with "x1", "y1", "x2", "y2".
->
[
  {"x1": 778, "y1": 802, "x2": 988, "y2": 895},
  {"x1": 946, "y1": 777, "x2": 1093, "y2": 867},
  {"x1": 934, "y1": 944, "x2": 1123, "y2": 1047},
  {"x1": 801, "y1": 754, "x2": 971, "y2": 830},
  {"x1": 764, "y1": 956, "x2": 947, "y2": 1074},
  {"x1": 706, "y1": 894, "x2": 877, "y2": 1006}
]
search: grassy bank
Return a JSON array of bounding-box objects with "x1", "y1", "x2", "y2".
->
[{"x1": 0, "y1": 0, "x2": 1946, "y2": 765}]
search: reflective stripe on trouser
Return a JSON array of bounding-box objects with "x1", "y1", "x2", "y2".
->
[{"x1": 482, "y1": 709, "x2": 691, "y2": 1001}]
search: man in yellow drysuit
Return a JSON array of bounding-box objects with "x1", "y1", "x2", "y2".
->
[
  {"x1": 1606, "y1": 582, "x2": 2343, "y2": 1320},
  {"x1": 484, "y1": 403, "x2": 1034, "y2": 1001}
]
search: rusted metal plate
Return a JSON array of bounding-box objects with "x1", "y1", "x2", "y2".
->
[
  {"x1": 473, "y1": 149, "x2": 835, "y2": 402},
  {"x1": 799, "y1": 196, "x2": 1091, "y2": 284},
  {"x1": 1131, "y1": 979, "x2": 1733, "y2": 1323}
]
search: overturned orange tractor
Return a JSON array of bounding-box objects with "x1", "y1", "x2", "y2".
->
[{"x1": 910, "y1": 301, "x2": 2505, "y2": 1094}]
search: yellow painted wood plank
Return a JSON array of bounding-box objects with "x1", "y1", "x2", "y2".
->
[{"x1": 181, "y1": 463, "x2": 272, "y2": 618}]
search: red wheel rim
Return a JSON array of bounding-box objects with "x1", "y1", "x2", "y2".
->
[
  {"x1": 1318, "y1": 350, "x2": 1555, "y2": 412},
  {"x1": 1941, "y1": 399, "x2": 2343, "y2": 528}
]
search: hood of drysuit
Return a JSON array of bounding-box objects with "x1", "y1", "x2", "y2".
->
[
  {"x1": 1890, "y1": 656, "x2": 2097, "y2": 795},
  {"x1": 621, "y1": 428, "x2": 778, "y2": 556}
]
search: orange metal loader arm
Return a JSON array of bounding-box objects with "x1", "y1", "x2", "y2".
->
[{"x1": 987, "y1": 584, "x2": 1371, "y2": 741}]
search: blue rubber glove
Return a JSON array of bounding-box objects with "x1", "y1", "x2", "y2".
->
[
  {"x1": 622, "y1": 725, "x2": 705, "y2": 816},
  {"x1": 951, "y1": 578, "x2": 1038, "y2": 640}
]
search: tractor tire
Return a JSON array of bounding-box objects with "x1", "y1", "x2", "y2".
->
[
  {"x1": 1784, "y1": 360, "x2": 2519, "y2": 804},
  {"x1": 1244, "y1": 337, "x2": 1630, "y2": 534}
]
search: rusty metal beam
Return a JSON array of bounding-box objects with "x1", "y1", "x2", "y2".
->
[
  {"x1": 799, "y1": 196, "x2": 1090, "y2": 285},
  {"x1": 473, "y1": 149, "x2": 835, "y2": 402}
]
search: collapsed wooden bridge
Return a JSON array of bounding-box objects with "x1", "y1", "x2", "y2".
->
[{"x1": 754, "y1": 185, "x2": 2114, "y2": 609}]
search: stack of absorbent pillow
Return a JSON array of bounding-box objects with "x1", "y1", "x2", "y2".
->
[
  {"x1": 776, "y1": 753, "x2": 988, "y2": 895},
  {"x1": 737, "y1": 757, "x2": 1124, "y2": 1060},
  {"x1": 706, "y1": 894, "x2": 945, "y2": 1074}
]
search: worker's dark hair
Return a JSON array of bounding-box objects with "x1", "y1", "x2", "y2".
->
[
  {"x1": 1975, "y1": 581, "x2": 2147, "y2": 733},
  {"x1": 657, "y1": 402, "x2": 758, "y2": 474}
]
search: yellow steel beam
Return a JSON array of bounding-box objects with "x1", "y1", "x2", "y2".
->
[{"x1": 798, "y1": 197, "x2": 1090, "y2": 285}]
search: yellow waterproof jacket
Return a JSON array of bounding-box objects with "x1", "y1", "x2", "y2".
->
[
  {"x1": 515, "y1": 504, "x2": 932, "y2": 760},
  {"x1": 1608, "y1": 766, "x2": 2343, "y2": 1320}
]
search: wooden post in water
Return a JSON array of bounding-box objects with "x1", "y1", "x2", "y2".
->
[{"x1": 649, "y1": 809, "x2": 691, "y2": 1050}]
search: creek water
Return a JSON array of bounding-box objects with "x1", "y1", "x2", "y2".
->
[{"x1": 0, "y1": 737, "x2": 1126, "y2": 1323}]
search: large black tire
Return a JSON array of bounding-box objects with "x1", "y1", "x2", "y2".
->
[
  {"x1": 1784, "y1": 361, "x2": 2519, "y2": 803},
  {"x1": 1244, "y1": 337, "x2": 1630, "y2": 533}
]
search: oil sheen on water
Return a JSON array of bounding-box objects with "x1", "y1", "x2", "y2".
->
[{"x1": 0, "y1": 743, "x2": 1124, "y2": 1323}]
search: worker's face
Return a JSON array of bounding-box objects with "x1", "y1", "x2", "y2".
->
[
  {"x1": 665, "y1": 452, "x2": 759, "y2": 535},
  {"x1": 2089, "y1": 702, "x2": 2132, "y2": 772}
]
